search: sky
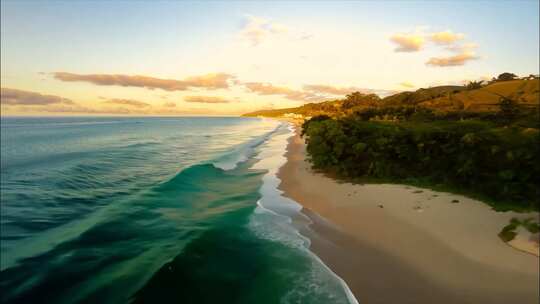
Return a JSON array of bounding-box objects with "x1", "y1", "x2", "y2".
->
[{"x1": 1, "y1": 0, "x2": 539, "y2": 116}]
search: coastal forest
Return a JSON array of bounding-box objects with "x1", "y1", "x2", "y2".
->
[{"x1": 245, "y1": 73, "x2": 540, "y2": 211}]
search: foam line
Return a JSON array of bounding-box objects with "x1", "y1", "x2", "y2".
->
[{"x1": 249, "y1": 120, "x2": 360, "y2": 304}]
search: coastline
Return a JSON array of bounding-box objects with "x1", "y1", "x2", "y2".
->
[{"x1": 278, "y1": 124, "x2": 539, "y2": 304}]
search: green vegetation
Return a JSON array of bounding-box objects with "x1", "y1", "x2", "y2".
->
[
  {"x1": 465, "y1": 80, "x2": 484, "y2": 90},
  {"x1": 301, "y1": 106, "x2": 539, "y2": 211},
  {"x1": 245, "y1": 73, "x2": 539, "y2": 211},
  {"x1": 498, "y1": 218, "x2": 540, "y2": 242},
  {"x1": 522, "y1": 218, "x2": 540, "y2": 233},
  {"x1": 499, "y1": 219, "x2": 520, "y2": 242},
  {"x1": 496, "y1": 72, "x2": 518, "y2": 82}
]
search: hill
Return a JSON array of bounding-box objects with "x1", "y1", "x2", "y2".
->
[
  {"x1": 243, "y1": 77, "x2": 539, "y2": 118},
  {"x1": 420, "y1": 79, "x2": 539, "y2": 112}
]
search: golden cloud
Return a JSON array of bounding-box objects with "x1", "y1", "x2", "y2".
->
[
  {"x1": 103, "y1": 98, "x2": 150, "y2": 108},
  {"x1": 47, "y1": 104, "x2": 133, "y2": 114},
  {"x1": 305, "y1": 84, "x2": 397, "y2": 97},
  {"x1": 426, "y1": 51, "x2": 479, "y2": 67},
  {"x1": 53, "y1": 72, "x2": 234, "y2": 91},
  {"x1": 184, "y1": 96, "x2": 232, "y2": 103},
  {"x1": 303, "y1": 84, "x2": 360, "y2": 95},
  {"x1": 429, "y1": 30, "x2": 465, "y2": 45},
  {"x1": 4, "y1": 100, "x2": 224, "y2": 115},
  {"x1": 390, "y1": 33, "x2": 425, "y2": 52},
  {"x1": 244, "y1": 82, "x2": 325, "y2": 101},
  {"x1": 1, "y1": 88, "x2": 75, "y2": 105},
  {"x1": 0, "y1": 88, "x2": 242, "y2": 115}
]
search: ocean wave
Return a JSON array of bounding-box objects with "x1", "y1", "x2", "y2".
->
[
  {"x1": 1, "y1": 159, "x2": 265, "y2": 303},
  {"x1": 248, "y1": 122, "x2": 359, "y2": 304},
  {"x1": 1, "y1": 117, "x2": 358, "y2": 303},
  {"x1": 211, "y1": 120, "x2": 282, "y2": 171}
]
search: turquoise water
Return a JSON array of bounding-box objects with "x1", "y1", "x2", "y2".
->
[{"x1": 0, "y1": 117, "x2": 355, "y2": 304}]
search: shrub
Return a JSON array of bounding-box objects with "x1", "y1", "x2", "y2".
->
[
  {"x1": 303, "y1": 117, "x2": 540, "y2": 211},
  {"x1": 466, "y1": 80, "x2": 484, "y2": 90},
  {"x1": 497, "y1": 72, "x2": 518, "y2": 82}
]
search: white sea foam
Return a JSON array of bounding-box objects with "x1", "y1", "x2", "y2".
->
[
  {"x1": 248, "y1": 122, "x2": 359, "y2": 304},
  {"x1": 212, "y1": 119, "x2": 282, "y2": 171}
]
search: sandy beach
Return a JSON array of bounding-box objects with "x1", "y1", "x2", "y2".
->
[{"x1": 278, "y1": 125, "x2": 539, "y2": 304}]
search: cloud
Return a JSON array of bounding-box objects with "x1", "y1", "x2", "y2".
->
[
  {"x1": 2, "y1": 101, "x2": 135, "y2": 115},
  {"x1": 239, "y1": 15, "x2": 288, "y2": 46},
  {"x1": 1, "y1": 89, "x2": 241, "y2": 115},
  {"x1": 44, "y1": 104, "x2": 133, "y2": 114},
  {"x1": 303, "y1": 84, "x2": 360, "y2": 95},
  {"x1": 245, "y1": 82, "x2": 395, "y2": 101},
  {"x1": 53, "y1": 72, "x2": 234, "y2": 91},
  {"x1": 103, "y1": 98, "x2": 150, "y2": 108},
  {"x1": 5, "y1": 100, "x2": 217, "y2": 115},
  {"x1": 391, "y1": 29, "x2": 476, "y2": 54},
  {"x1": 428, "y1": 37, "x2": 479, "y2": 67},
  {"x1": 304, "y1": 84, "x2": 396, "y2": 97},
  {"x1": 399, "y1": 82, "x2": 415, "y2": 88},
  {"x1": 1, "y1": 88, "x2": 75, "y2": 105},
  {"x1": 390, "y1": 33, "x2": 425, "y2": 52},
  {"x1": 244, "y1": 82, "x2": 325, "y2": 101},
  {"x1": 184, "y1": 96, "x2": 232, "y2": 103},
  {"x1": 429, "y1": 30, "x2": 465, "y2": 45},
  {"x1": 389, "y1": 27, "x2": 480, "y2": 67},
  {"x1": 425, "y1": 30, "x2": 480, "y2": 67},
  {"x1": 0, "y1": 88, "x2": 138, "y2": 114},
  {"x1": 426, "y1": 51, "x2": 479, "y2": 67}
]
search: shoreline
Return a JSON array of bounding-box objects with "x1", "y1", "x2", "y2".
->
[{"x1": 278, "y1": 124, "x2": 539, "y2": 304}]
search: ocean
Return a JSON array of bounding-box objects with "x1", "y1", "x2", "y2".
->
[{"x1": 0, "y1": 117, "x2": 356, "y2": 304}]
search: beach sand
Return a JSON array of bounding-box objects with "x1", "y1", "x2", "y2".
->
[{"x1": 279, "y1": 126, "x2": 539, "y2": 304}]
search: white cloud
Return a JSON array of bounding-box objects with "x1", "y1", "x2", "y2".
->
[{"x1": 239, "y1": 15, "x2": 289, "y2": 46}]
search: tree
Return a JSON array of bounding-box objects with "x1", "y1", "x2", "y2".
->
[
  {"x1": 342, "y1": 92, "x2": 380, "y2": 110},
  {"x1": 465, "y1": 80, "x2": 484, "y2": 90},
  {"x1": 342, "y1": 92, "x2": 365, "y2": 109},
  {"x1": 309, "y1": 114, "x2": 331, "y2": 122},
  {"x1": 497, "y1": 72, "x2": 518, "y2": 82}
]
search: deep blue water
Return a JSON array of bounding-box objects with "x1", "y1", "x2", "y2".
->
[{"x1": 0, "y1": 117, "x2": 355, "y2": 304}]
